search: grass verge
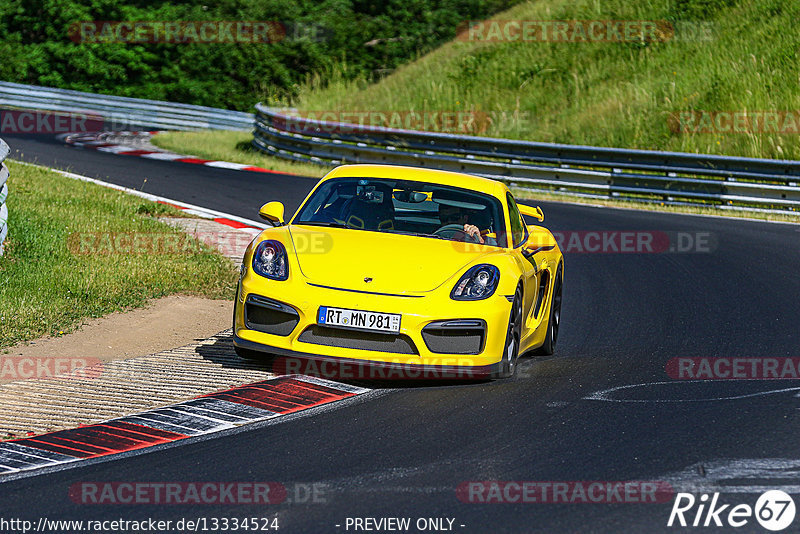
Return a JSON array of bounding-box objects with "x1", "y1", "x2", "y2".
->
[
  {"x1": 0, "y1": 161, "x2": 238, "y2": 348},
  {"x1": 150, "y1": 130, "x2": 330, "y2": 178},
  {"x1": 294, "y1": 0, "x2": 800, "y2": 161}
]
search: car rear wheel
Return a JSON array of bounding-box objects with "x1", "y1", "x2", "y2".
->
[
  {"x1": 496, "y1": 287, "x2": 522, "y2": 379},
  {"x1": 537, "y1": 266, "x2": 562, "y2": 356}
]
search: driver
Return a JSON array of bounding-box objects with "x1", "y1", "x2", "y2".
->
[{"x1": 438, "y1": 204, "x2": 496, "y2": 245}]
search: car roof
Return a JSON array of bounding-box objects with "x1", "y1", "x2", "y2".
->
[{"x1": 322, "y1": 164, "x2": 508, "y2": 200}]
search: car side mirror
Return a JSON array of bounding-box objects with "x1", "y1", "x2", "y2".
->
[
  {"x1": 517, "y1": 203, "x2": 544, "y2": 222},
  {"x1": 259, "y1": 201, "x2": 285, "y2": 226},
  {"x1": 522, "y1": 227, "x2": 556, "y2": 260}
]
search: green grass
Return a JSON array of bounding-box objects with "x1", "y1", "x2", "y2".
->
[
  {"x1": 156, "y1": 0, "x2": 800, "y2": 163},
  {"x1": 0, "y1": 161, "x2": 238, "y2": 348},
  {"x1": 151, "y1": 130, "x2": 330, "y2": 178},
  {"x1": 295, "y1": 0, "x2": 800, "y2": 161}
]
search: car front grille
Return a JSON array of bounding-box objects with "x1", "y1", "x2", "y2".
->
[
  {"x1": 421, "y1": 320, "x2": 486, "y2": 355},
  {"x1": 297, "y1": 325, "x2": 418, "y2": 355},
  {"x1": 244, "y1": 294, "x2": 299, "y2": 337}
]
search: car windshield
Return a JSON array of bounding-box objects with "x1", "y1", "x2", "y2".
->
[{"x1": 293, "y1": 177, "x2": 507, "y2": 248}]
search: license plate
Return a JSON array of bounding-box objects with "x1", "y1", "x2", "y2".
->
[{"x1": 318, "y1": 306, "x2": 401, "y2": 334}]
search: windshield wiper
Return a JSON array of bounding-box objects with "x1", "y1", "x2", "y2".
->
[
  {"x1": 296, "y1": 224, "x2": 444, "y2": 239},
  {"x1": 295, "y1": 221, "x2": 357, "y2": 229},
  {"x1": 385, "y1": 229, "x2": 444, "y2": 240}
]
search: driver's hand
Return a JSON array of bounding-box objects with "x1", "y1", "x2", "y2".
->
[{"x1": 463, "y1": 224, "x2": 485, "y2": 244}]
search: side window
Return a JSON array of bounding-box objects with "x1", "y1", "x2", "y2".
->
[{"x1": 506, "y1": 193, "x2": 527, "y2": 247}]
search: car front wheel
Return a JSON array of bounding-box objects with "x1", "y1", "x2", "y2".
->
[{"x1": 495, "y1": 287, "x2": 522, "y2": 379}]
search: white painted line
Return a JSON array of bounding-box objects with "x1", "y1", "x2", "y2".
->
[
  {"x1": 120, "y1": 415, "x2": 205, "y2": 435},
  {"x1": 0, "y1": 443, "x2": 78, "y2": 463},
  {"x1": 204, "y1": 161, "x2": 250, "y2": 170},
  {"x1": 139, "y1": 152, "x2": 186, "y2": 161},
  {"x1": 96, "y1": 145, "x2": 134, "y2": 154},
  {"x1": 156, "y1": 408, "x2": 237, "y2": 429},
  {"x1": 167, "y1": 404, "x2": 254, "y2": 424},
  {"x1": 0, "y1": 450, "x2": 56, "y2": 468},
  {"x1": 584, "y1": 380, "x2": 800, "y2": 403},
  {"x1": 292, "y1": 374, "x2": 370, "y2": 394},
  {"x1": 178, "y1": 398, "x2": 277, "y2": 420}
]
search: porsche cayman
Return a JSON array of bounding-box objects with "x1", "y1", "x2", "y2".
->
[{"x1": 233, "y1": 164, "x2": 563, "y2": 379}]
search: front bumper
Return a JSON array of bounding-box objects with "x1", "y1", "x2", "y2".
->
[
  {"x1": 233, "y1": 333, "x2": 502, "y2": 380},
  {"x1": 233, "y1": 275, "x2": 512, "y2": 375}
]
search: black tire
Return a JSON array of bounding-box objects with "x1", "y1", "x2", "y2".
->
[
  {"x1": 537, "y1": 266, "x2": 563, "y2": 356},
  {"x1": 495, "y1": 287, "x2": 523, "y2": 379},
  {"x1": 234, "y1": 344, "x2": 273, "y2": 362}
]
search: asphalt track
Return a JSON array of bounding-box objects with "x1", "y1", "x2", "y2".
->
[{"x1": 3, "y1": 133, "x2": 800, "y2": 533}]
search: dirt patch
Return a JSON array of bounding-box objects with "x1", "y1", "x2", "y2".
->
[{"x1": 1, "y1": 295, "x2": 232, "y2": 384}]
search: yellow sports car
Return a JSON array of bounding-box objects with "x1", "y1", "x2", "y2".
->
[{"x1": 233, "y1": 164, "x2": 563, "y2": 379}]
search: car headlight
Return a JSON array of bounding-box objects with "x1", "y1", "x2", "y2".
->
[
  {"x1": 252, "y1": 240, "x2": 288, "y2": 281},
  {"x1": 451, "y1": 264, "x2": 500, "y2": 300}
]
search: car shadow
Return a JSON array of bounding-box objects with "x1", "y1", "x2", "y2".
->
[{"x1": 194, "y1": 332, "x2": 492, "y2": 390}]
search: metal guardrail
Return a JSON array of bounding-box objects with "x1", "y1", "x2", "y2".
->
[
  {"x1": 0, "y1": 137, "x2": 9, "y2": 256},
  {"x1": 0, "y1": 81, "x2": 253, "y2": 131},
  {"x1": 253, "y1": 103, "x2": 800, "y2": 213}
]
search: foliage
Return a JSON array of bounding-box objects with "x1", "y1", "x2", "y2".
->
[{"x1": 0, "y1": 0, "x2": 517, "y2": 111}]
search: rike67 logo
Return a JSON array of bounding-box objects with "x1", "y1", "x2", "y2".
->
[{"x1": 668, "y1": 491, "x2": 796, "y2": 531}]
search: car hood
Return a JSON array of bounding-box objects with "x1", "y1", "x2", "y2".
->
[{"x1": 288, "y1": 225, "x2": 494, "y2": 294}]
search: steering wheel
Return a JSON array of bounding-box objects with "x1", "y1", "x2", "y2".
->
[{"x1": 433, "y1": 223, "x2": 482, "y2": 243}]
